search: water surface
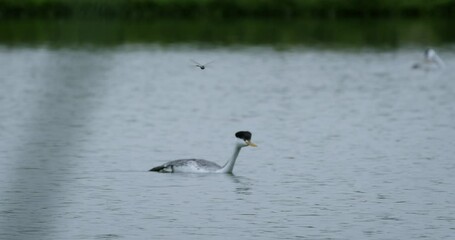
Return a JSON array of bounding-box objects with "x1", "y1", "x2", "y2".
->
[{"x1": 0, "y1": 45, "x2": 454, "y2": 239}]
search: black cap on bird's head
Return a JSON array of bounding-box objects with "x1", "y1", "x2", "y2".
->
[
  {"x1": 235, "y1": 131, "x2": 252, "y2": 141},
  {"x1": 235, "y1": 131, "x2": 257, "y2": 147}
]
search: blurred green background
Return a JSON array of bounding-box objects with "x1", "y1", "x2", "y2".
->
[
  {"x1": 0, "y1": 0, "x2": 454, "y2": 47},
  {"x1": 1, "y1": 0, "x2": 454, "y2": 19}
]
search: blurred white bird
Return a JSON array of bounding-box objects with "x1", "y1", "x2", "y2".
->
[{"x1": 412, "y1": 48, "x2": 445, "y2": 70}]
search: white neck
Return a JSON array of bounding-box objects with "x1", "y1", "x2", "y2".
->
[{"x1": 217, "y1": 144, "x2": 242, "y2": 173}]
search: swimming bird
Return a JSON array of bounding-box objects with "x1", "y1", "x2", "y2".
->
[
  {"x1": 149, "y1": 131, "x2": 257, "y2": 173},
  {"x1": 191, "y1": 59, "x2": 214, "y2": 70},
  {"x1": 412, "y1": 48, "x2": 445, "y2": 70}
]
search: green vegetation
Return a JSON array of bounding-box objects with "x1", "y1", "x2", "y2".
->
[
  {"x1": 0, "y1": 0, "x2": 454, "y2": 19},
  {"x1": 2, "y1": 1, "x2": 453, "y2": 47},
  {"x1": 1, "y1": 18, "x2": 453, "y2": 48}
]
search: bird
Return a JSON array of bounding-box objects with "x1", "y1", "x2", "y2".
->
[
  {"x1": 191, "y1": 59, "x2": 214, "y2": 70},
  {"x1": 149, "y1": 131, "x2": 257, "y2": 174},
  {"x1": 412, "y1": 48, "x2": 445, "y2": 70}
]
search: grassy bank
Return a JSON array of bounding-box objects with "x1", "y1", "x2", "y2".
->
[{"x1": 0, "y1": 0, "x2": 455, "y2": 19}]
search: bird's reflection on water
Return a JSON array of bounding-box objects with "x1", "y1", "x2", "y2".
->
[{"x1": 223, "y1": 174, "x2": 254, "y2": 196}]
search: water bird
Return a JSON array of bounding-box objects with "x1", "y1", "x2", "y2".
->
[
  {"x1": 149, "y1": 131, "x2": 257, "y2": 173},
  {"x1": 191, "y1": 59, "x2": 214, "y2": 70},
  {"x1": 412, "y1": 48, "x2": 445, "y2": 70}
]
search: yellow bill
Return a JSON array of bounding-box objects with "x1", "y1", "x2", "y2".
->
[{"x1": 246, "y1": 140, "x2": 257, "y2": 147}]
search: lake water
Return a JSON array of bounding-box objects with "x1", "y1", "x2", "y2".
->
[{"x1": 0, "y1": 45, "x2": 454, "y2": 239}]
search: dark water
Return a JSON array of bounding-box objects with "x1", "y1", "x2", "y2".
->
[{"x1": 1, "y1": 19, "x2": 455, "y2": 240}]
